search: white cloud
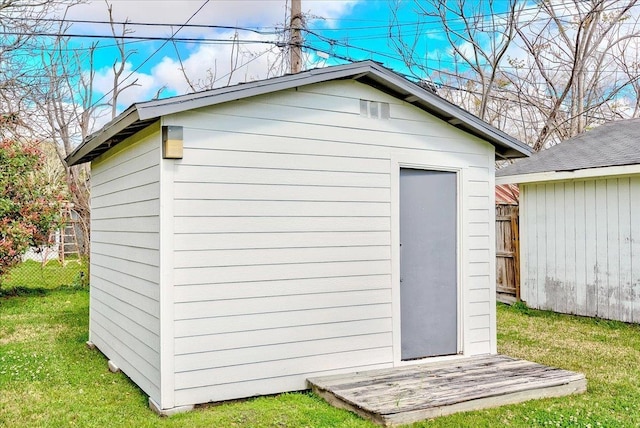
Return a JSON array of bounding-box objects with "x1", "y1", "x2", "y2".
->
[
  {"x1": 90, "y1": 31, "x2": 286, "y2": 106},
  {"x1": 66, "y1": 1, "x2": 360, "y2": 37},
  {"x1": 424, "y1": 29, "x2": 444, "y2": 41},
  {"x1": 150, "y1": 32, "x2": 283, "y2": 93},
  {"x1": 62, "y1": 0, "x2": 362, "y2": 128},
  {"x1": 304, "y1": 0, "x2": 359, "y2": 28},
  {"x1": 92, "y1": 61, "x2": 160, "y2": 107}
]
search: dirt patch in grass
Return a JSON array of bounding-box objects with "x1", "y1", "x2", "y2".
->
[{"x1": 0, "y1": 315, "x2": 69, "y2": 345}]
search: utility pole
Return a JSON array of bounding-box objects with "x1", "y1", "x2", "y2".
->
[{"x1": 289, "y1": 0, "x2": 302, "y2": 74}]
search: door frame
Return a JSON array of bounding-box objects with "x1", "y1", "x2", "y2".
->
[{"x1": 390, "y1": 154, "x2": 465, "y2": 366}]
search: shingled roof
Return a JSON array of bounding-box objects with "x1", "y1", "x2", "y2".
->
[
  {"x1": 66, "y1": 61, "x2": 531, "y2": 166},
  {"x1": 497, "y1": 118, "x2": 640, "y2": 178}
]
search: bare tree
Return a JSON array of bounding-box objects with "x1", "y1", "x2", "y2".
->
[
  {"x1": 0, "y1": 0, "x2": 78, "y2": 134},
  {"x1": 106, "y1": 0, "x2": 139, "y2": 119},
  {"x1": 614, "y1": 36, "x2": 640, "y2": 117},
  {"x1": 170, "y1": 1, "x2": 299, "y2": 93},
  {"x1": 30, "y1": 25, "x2": 98, "y2": 254},
  {"x1": 388, "y1": 0, "x2": 640, "y2": 150},
  {"x1": 389, "y1": 0, "x2": 524, "y2": 123},
  {"x1": 26, "y1": 1, "x2": 140, "y2": 255},
  {"x1": 511, "y1": 0, "x2": 640, "y2": 150}
]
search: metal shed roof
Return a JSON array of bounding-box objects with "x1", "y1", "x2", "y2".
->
[
  {"x1": 66, "y1": 61, "x2": 531, "y2": 166},
  {"x1": 497, "y1": 118, "x2": 640, "y2": 181},
  {"x1": 495, "y1": 184, "x2": 520, "y2": 205}
]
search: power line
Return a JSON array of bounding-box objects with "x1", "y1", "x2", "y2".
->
[
  {"x1": 7, "y1": 1, "x2": 640, "y2": 38},
  {"x1": 209, "y1": 45, "x2": 280, "y2": 87},
  {"x1": 5, "y1": 0, "x2": 638, "y2": 118},
  {"x1": 303, "y1": 40, "x2": 640, "y2": 120},
  {"x1": 304, "y1": 23, "x2": 640, "y2": 74},
  {"x1": 87, "y1": 0, "x2": 211, "y2": 111},
  {"x1": 10, "y1": 28, "x2": 637, "y2": 75},
  {"x1": 6, "y1": 16, "x2": 282, "y2": 35},
  {"x1": 1, "y1": 31, "x2": 280, "y2": 44}
]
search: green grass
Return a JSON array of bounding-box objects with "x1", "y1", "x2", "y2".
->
[{"x1": 2, "y1": 275, "x2": 640, "y2": 427}]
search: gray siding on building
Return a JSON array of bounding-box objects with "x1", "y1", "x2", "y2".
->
[
  {"x1": 90, "y1": 124, "x2": 162, "y2": 402},
  {"x1": 163, "y1": 80, "x2": 496, "y2": 406},
  {"x1": 520, "y1": 176, "x2": 640, "y2": 322}
]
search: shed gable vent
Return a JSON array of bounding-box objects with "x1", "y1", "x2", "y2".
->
[{"x1": 360, "y1": 99, "x2": 390, "y2": 119}]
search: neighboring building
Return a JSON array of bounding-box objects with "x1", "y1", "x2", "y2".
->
[
  {"x1": 67, "y1": 61, "x2": 530, "y2": 414},
  {"x1": 497, "y1": 118, "x2": 640, "y2": 323},
  {"x1": 495, "y1": 184, "x2": 519, "y2": 205}
]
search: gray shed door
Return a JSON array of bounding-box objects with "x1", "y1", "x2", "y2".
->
[{"x1": 400, "y1": 168, "x2": 457, "y2": 360}]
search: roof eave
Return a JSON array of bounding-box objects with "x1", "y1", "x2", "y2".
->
[
  {"x1": 67, "y1": 61, "x2": 531, "y2": 166},
  {"x1": 354, "y1": 68, "x2": 531, "y2": 159},
  {"x1": 66, "y1": 107, "x2": 142, "y2": 166},
  {"x1": 134, "y1": 63, "x2": 378, "y2": 121},
  {"x1": 496, "y1": 163, "x2": 640, "y2": 184}
]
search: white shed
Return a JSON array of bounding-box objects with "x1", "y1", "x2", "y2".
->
[
  {"x1": 497, "y1": 118, "x2": 640, "y2": 323},
  {"x1": 67, "y1": 61, "x2": 530, "y2": 414}
]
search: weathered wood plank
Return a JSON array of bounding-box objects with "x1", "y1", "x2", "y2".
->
[
  {"x1": 564, "y1": 181, "x2": 576, "y2": 315},
  {"x1": 574, "y1": 181, "x2": 587, "y2": 315},
  {"x1": 618, "y1": 177, "x2": 633, "y2": 323},
  {"x1": 595, "y1": 179, "x2": 609, "y2": 319},
  {"x1": 383, "y1": 379, "x2": 586, "y2": 426},
  {"x1": 308, "y1": 355, "x2": 500, "y2": 388},
  {"x1": 554, "y1": 182, "x2": 566, "y2": 315},
  {"x1": 631, "y1": 176, "x2": 640, "y2": 323},
  {"x1": 606, "y1": 178, "x2": 621, "y2": 321},
  {"x1": 320, "y1": 357, "x2": 536, "y2": 397},
  {"x1": 584, "y1": 180, "x2": 598, "y2": 317},
  {"x1": 534, "y1": 184, "x2": 547, "y2": 308},
  {"x1": 544, "y1": 183, "x2": 557, "y2": 311},
  {"x1": 308, "y1": 355, "x2": 586, "y2": 427}
]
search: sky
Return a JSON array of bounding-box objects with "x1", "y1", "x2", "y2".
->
[
  {"x1": 54, "y1": 0, "x2": 451, "y2": 114},
  {"x1": 9, "y1": 0, "x2": 640, "y2": 148},
  {"x1": 42, "y1": 0, "x2": 634, "y2": 130}
]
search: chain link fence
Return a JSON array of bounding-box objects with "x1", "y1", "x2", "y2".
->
[
  {"x1": 1, "y1": 205, "x2": 89, "y2": 295},
  {"x1": 0, "y1": 256, "x2": 88, "y2": 295}
]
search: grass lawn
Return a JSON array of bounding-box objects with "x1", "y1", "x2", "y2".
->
[{"x1": 2, "y1": 275, "x2": 640, "y2": 427}]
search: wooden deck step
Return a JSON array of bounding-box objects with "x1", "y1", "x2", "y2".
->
[{"x1": 307, "y1": 355, "x2": 586, "y2": 427}]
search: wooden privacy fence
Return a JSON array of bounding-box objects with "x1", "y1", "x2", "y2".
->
[{"x1": 496, "y1": 204, "x2": 520, "y2": 303}]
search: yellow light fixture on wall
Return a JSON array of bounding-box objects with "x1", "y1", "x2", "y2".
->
[{"x1": 162, "y1": 125, "x2": 183, "y2": 159}]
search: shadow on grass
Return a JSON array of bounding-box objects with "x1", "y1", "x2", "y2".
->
[
  {"x1": 0, "y1": 282, "x2": 89, "y2": 299},
  {"x1": 0, "y1": 286, "x2": 51, "y2": 298},
  {"x1": 0, "y1": 259, "x2": 88, "y2": 299},
  {"x1": 498, "y1": 301, "x2": 639, "y2": 332}
]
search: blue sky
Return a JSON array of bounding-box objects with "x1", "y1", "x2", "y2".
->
[
  {"x1": 57, "y1": 0, "x2": 461, "y2": 112},
  {"x1": 33, "y1": 0, "x2": 640, "y2": 144},
  {"x1": 42, "y1": 0, "x2": 526, "y2": 129}
]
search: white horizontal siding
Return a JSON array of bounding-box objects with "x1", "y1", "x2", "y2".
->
[
  {"x1": 92, "y1": 230, "x2": 159, "y2": 250},
  {"x1": 463, "y1": 166, "x2": 493, "y2": 354},
  {"x1": 175, "y1": 348, "x2": 393, "y2": 391},
  {"x1": 174, "y1": 274, "x2": 390, "y2": 303},
  {"x1": 521, "y1": 176, "x2": 640, "y2": 323},
  {"x1": 174, "y1": 303, "x2": 392, "y2": 337},
  {"x1": 174, "y1": 246, "x2": 390, "y2": 268},
  {"x1": 175, "y1": 333, "x2": 391, "y2": 372},
  {"x1": 175, "y1": 182, "x2": 390, "y2": 202},
  {"x1": 173, "y1": 353, "x2": 392, "y2": 407},
  {"x1": 175, "y1": 200, "x2": 390, "y2": 217},
  {"x1": 175, "y1": 318, "x2": 392, "y2": 355},
  {"x1": 174, "y1": 165, "x2": 390, "y2": 187},
  {"x1": 90, "y1": 125, "x2": 161, "y2": 402},
  {"x1": 175, "y1": 288, "x2": 391, "y2": 320},
  {"x1": 166, "y1": 79, "x2": 496, "y2": 404},
  {"x1": 174, "y1": 260, "x2": 391, "y2": 286}
]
